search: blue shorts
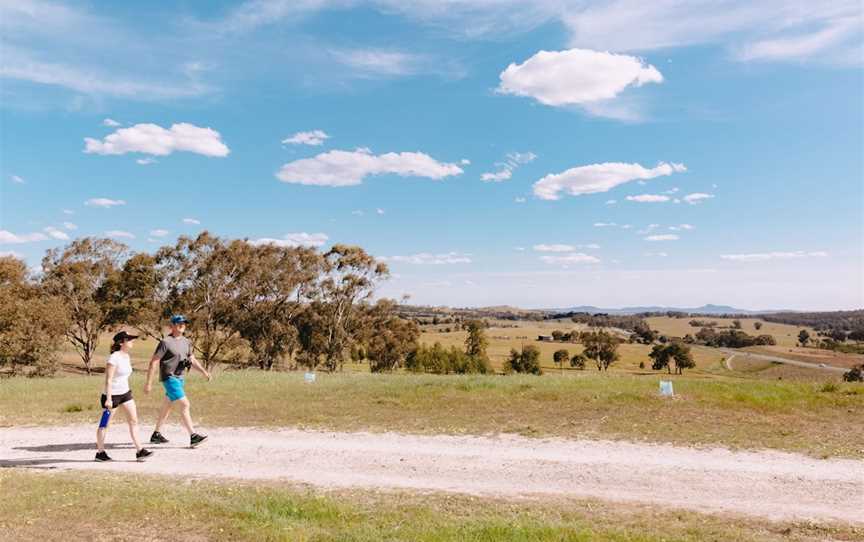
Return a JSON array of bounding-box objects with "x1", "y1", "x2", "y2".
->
[{"x1": 162, "y1": 376, "x2": 186, "y2": 401}]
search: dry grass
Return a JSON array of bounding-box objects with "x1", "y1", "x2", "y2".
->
[
  {"x1": 2, "y1": 470, "x2": 861, "y2": 542},
  {"x1": 2, "y1": 371, "x2": 862, "y2": 458}
]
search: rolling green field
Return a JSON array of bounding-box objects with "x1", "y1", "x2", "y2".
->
[
  {"x1": 2, "y1": 471, "x2": 860, "y2": 542},
  {"x1": 2, "y1": 371, "x2": 862, "y2": 458}
]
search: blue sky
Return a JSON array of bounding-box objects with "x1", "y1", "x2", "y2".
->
[{"x1": 1, "y1": 0, "x2": 862, "y2": 310}]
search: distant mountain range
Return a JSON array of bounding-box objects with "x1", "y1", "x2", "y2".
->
[{"x1": 546, "y1": 304, "x2": 779, "y2": 315}]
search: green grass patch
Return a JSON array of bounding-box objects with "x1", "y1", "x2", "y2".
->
[{"x1": 1, "y1": 471, "x2": 860, "y2": 542}]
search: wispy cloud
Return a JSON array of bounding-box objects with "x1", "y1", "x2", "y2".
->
[
  {"x1": 105, "y1": 230, "x2": 135, "y2": 239},
  {"x1": 85, "y1": 197, "x2": 126, "y2": 208},
  {"x1": 721, "y1": 251, "x2": 828, "y2": 262},
  {"x1": 282, "y1": 130, "x2": 330, "y2": 146},
  {"x1": 481, "y1": 151, "x2": 536, "y2": 183},
  {"x1": 248, "y1": 232, "x2": 329, "y2": 248},
  {"x1": 380, "y1": 252, "x2": 472, "y2": 265},
  {"x1": 645, "y1": 234, "x2": 679, "y2": 241},
  {"x1": 683, "y1": 192, "x2": 715, "y2": 204},
  {"x1": 0, "y1": 230, "x2": 49, "y2": 244}
]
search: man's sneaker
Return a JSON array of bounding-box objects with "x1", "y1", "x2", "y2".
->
[
  {"x1": 136, "y1": 448, "x2": 154, "y2": 462},
  {"x1": 190, "y1": 433, "x2": 208, "y2": 448},
  {"x1": 150, "y1": 431, "x2": 169, "y2": 444},
  {"x1": 95, "y1": 451, "x2": 112, "y2": 462}
]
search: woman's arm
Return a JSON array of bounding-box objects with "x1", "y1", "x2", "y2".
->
[{"x1": 103, "y1": 363, "x2": 116, "y2": 409}]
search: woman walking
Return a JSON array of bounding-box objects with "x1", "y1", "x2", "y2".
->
[{"x1": 95, "y1": 331, "x2": 153, "y2": 462}]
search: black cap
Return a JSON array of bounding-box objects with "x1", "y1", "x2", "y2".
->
[{"x1": 112, "y1": 331, "x2": 139, "y2": 343}]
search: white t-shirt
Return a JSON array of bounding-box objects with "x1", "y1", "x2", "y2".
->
[{"x1": 106, "y1": 351, "x2": 133, "y2": 395}]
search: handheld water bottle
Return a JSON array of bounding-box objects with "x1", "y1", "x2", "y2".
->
[{"x1": 98, "y1": 408, "x2": 112, "y2": 428}]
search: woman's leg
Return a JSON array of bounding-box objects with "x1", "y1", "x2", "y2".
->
[
  {"x1": 120, "y1": 400, "x2": 143, "y2": 451},
  {"x1": 96, "y1": 407, "x2": 115, "y2": 452}
]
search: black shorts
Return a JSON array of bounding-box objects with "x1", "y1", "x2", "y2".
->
[{"x1": 100, "y1": 390, "x2": 133, "y2": 409}]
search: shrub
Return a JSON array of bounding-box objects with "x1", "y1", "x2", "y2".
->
[
  {"x1": 843, "y1": 365, "x2": 863, "y2": 383},
  {"x1": 507, "y1": 345, "x2": 542, "y2": 375}
]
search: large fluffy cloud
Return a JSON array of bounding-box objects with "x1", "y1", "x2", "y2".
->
[
  {"x1": 498, "y1": 49, "x2": 663, "y2": 108},
  {"x1": 276, "y1": 148, "x2": 463, "y2": 186},
  {"x1": 84, "y1": 123, "x2": 229, "y2": 157},
  {"x1": 249, "y1": 232, "x2": 329, "y2": 248},
  {"x1": 533, "y1": 161, "x2": 686, "y2": 200}
]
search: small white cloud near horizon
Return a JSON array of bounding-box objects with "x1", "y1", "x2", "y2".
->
[
  {"x1": 62, "y1": 209, "x2": 75, "y2": 215},
  {"x1": 276, "y1": 148, "x2": 463, "y2": 187},
  {"x1": 497, "y1": 49, "x2": 663, "y2": 115},
  {"x1": 605, "y1": 199, "x2": 617, "y2": 205},
  {"x1": 248, "y1": 232, "x2": 329, "y2": 248},
  {"x1": 669, "y1": 224, "x2": 694, "y2": 231},
  {"x1": 645, "y1": 234, "x2": 679, "y2": 241},
  {"x1": 149, "y1": 229, "x2": 170, "y2": 237},
  {"x1": 10, "y1": 175, "x2": 25, "y2": 184},
  {"x1": 626, "y1": 194, "x2": 670, "y2": 203},
  {"x1": 0, "y1": 250, "x2": 22, "y2": 258},
  {"x1": 380, "y1": 252, "x2": 472, "y2": 265},
  {"x1": 721, "y1": 251, "x2": 829, "y2": 262},
  {"x1": 102, "y1": 118, "x2": 121, "y2": 127},
  {"x1": 460, "y1": 159, "x2": 471, "y2": 165},
  {"x1": 376, "y1": 208, "x2": 385, "y2": 215},
  {"x1": 593, "y1": 222, "x2": 617, "y2": 227},
  {"x1": 136, "y1": 157, "x2": 157, "y2": 165},
  {"x1": 534, "y1": 244, "x2": 575, "y2": 253},
  {"x1": 683, "y1": 192, "x2": 715, "y2": 204},
  {"x1": 515, "y1": 197, "x2": 527, "y2": 203},
  {"x1": 62, "y1": 222, "x2": 77, "y2": 230},
  {"x1": 645, "y1": 252, "x2": 669, "y2": 257},
  {"x1": 282, "y1": 130, "x2": 330, "y2": 146},
  {"x1": 534, "y1": 162, "x2": 686, "y2": 200},
  {"x1": 182, "y1": 218, "x2": 201, "y2": 225},
  {"x1": 0, "y1": 230, "x2": 49, "y2": 244},
  {"x1": 85, "y1": 123, "x2": 229, "y2": 157},
  {"x1": 105, "y1": 230, "x2": 135, "y2": 239},
  {"x1": 540, "y1": 253, "x2": 601, "y2": 265},
  {"x1": 85, "y1": 197, "x2": 126, "y2": 208}
]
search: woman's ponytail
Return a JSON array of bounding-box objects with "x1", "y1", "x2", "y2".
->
[{"x1": 110, "y1": 341, "x2": 122, "y2": 354}]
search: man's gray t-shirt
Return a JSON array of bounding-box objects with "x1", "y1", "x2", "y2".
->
[{"x1": 154, "y1": 335, "x2": 193, "y2": 382}]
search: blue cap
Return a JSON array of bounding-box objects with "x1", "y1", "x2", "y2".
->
[{"x1": 170, "y1": 315, "x2": 188, "y2": 325}]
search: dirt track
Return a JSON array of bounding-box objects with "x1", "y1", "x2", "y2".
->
[{"x1": 2, "y1": 425, "x2": 862, "y2": 524}]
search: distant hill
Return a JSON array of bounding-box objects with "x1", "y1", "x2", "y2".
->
[{"x1": 547, "y1": 304, "x2": 775, "y2": 316}]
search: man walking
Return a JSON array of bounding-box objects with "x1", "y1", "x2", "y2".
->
[{"x1": 144, "y1": 315, "x2": 211, "y2": 447}]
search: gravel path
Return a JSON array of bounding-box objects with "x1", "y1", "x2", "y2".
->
[{"x1": 2, "y1": 425, "x2": 862, "y2": 524}]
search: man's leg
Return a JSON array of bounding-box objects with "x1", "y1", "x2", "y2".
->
[
  {"x1": 176, "y1": 396, "x2": 195, "y2": 435},
  {"x1": 154, "y1": 395, "x2": 173, "y2": 433}
]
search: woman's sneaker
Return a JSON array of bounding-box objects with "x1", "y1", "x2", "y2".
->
[
  {"x1": 95, "y1": 451, "x2": 112, "y2": 462},
  {"x1": 150, "y1": 431, "x2": 169, "y2": 444},
  {"x1": 136, "y1": 448, "x2": 154, "y2": 462},
  {"x1": 190, "y1": 433, "x2": 208, "y2": 448}
]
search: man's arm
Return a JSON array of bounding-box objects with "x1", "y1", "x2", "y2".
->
[
  {"x1": 189, "y1": 354, "x2": 211, "y2": 381},
  {"x1": 144, "y1": 355, "x2": 160, "y2": 394}
]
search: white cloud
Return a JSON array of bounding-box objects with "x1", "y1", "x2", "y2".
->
[
  {"x1": 43, "y1": 226, "x2": 69, "y2": 241},
  {"x1": 136, "y1": 157, "x2": 157, "y2": 165},
  {"x1": 721, "y1": 251, "x2": 829, "y2": 262},
  {"x1": 683, "y1": 192, "x2": 715, "y2": 204},
  {"x1": 497, "y1": 49, "x2": 663, "y2": 110},
  {"x1": 249, "y1": 232, "x2": 329, "y2": 248},
  {"x1": 593, "y1": 222, "x2": 617, "y2": 227},
  {"x1": 514, "y1": 246, "x2": 526, "y2": 251},
  {"x1": 645, "y1": 234, "x2": 679, "y2": 241},
  {"x1": 282, "y1": 130, "x2": 330, "y2": 146},
  {"x1": 330, "y1": 48, "x2": 422, "y2": 77},
  {"x1": 0, "y1": 250, "x2": 22, "y2": 258},
  {"x1": 84, "y1": 123, "x2": 229, "y2": 157},
  {"x1": 62, "y1": 222, "x2": 77, "y2": 230},
  {"x1": 182, "y1": 218, "x2": 201, "y2": 225},
  {"x1": 62, "y1": 209, "x2": 75, "y2": 215},
  {"x1": 481, "y1": 151, "x2": 536, "y2": 183},
  {"x1": 351, "y1": 210, "x2": 364, "y2": 216},
  {"x1": 736, "y1": 16, "x2": 861, "y2": 63},
  {"x1": 645, "y1": 252, "x2": 668, "y2": 257},
  {"x1": 105, "y1": 230, "x2": 135, "y2": 239},
  {"x1": 514, "y1": 197, "x2": 527, "y2": 203},
  {"x1": 149, "y1": 229, "x2": 170, "y2": 237},
  {"x1": 85, "y1": 197, "x2": 126, "y2": 208},
  {"x1": 620, "y1": 224, "x2": 632, "y2": 229},
  {"x1": 540, "y1": 253, "x2": 601, "y2": 265},
  {"x1": 460, "y1": 159, "x2": 471, "y2": 165},
  {"x1": 534, "y1": 161, "x2": 685, "y2": 200},
  {"x1": 380, "y1": 252, "x2": 472, "y2": 265},
  {"x1": 102, "y1": 118, "x2": 121, "y2": 127},
  {"x1": 376, "y1": 208, "x2": 385, "y2": 215},
  {"x1": 669, "y1": 224, "x2": 694, "y2": 231},
  {"x1": 10, "y1": 175, "x2": 25, "y2": 184},
  {"x1": 276, "y1": 148, "x2": 463, "y2": 187},
  {"x1": 0, "y1": 230, "x2": 49, "y2": 244},
  {"x1": 533, "y1": 244, "x2": 575, "y2": 253},
  {"x1": 626, "y1": 194, "x2": 670, "y2": 203},
  {"x1": 605, "y1": 199, "x2": 617, "y2": 205}
]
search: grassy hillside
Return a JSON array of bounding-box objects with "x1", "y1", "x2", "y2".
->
[{"x1": 645, "y1": 316, "x2": 814, "y2": 348}]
